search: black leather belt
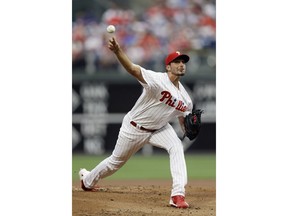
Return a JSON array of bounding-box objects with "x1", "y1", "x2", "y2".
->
[{"x1": 130, "y1": 121, "x2": 157, "y2": 133}]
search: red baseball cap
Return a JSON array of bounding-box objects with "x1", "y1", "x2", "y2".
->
[{"x1": 165, "y1": 51, "x2": 190, "y2": 65}]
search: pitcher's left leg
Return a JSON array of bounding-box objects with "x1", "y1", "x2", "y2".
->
[
  {"x1": 148, "y1": 124, "x2": 187, "y2": 197},
  {"x1": 168, "y1": 142, "x2": 187, "y2": 196}
]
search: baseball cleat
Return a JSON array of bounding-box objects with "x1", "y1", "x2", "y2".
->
[
  {"x1": 169, "y1": 195, "x2": 189, "y2": 208},
  {"x1": 79, "y1": 168, "x2": 95, "y2": 191},
  {"x1": 78, "y1": 168, "x2": 106, "y2": 192},
  {"x1": 80, "y1": 180, "x2": 100, "y2": 192},
  {"x1": 79, "y1": 168, "x2": 90, "y2": 180}
]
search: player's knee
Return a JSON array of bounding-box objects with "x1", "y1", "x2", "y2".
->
[{"x1": 168, "y1": 144, "x2": 184, "y2": 155}]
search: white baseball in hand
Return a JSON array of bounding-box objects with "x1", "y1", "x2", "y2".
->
[{"x1": 107, "y1": 25, "x2": 116, "y2": 33}]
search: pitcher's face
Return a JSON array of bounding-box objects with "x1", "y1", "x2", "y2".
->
[{"x1": 166, "y1": 59, "x2": 186, "y2": 77}]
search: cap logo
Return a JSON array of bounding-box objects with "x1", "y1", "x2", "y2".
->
[{"x1": 176, "y1": 51, "x2": 180, "y2": 55}]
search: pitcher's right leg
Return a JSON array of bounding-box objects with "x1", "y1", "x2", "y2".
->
[{"x1": 82, "y1": 116, "x2": 150, "y2": 189}]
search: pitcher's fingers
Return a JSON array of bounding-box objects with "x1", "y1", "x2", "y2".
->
[
  {"x1": 108, "y1": 43, "x2": 114, "y2": 50},
  {"x1": 108, "y1": 38, "x2": 115, "y2": 47},
  {"x1": 109, "y1": 37, "x2": 116, "y2": 45}
]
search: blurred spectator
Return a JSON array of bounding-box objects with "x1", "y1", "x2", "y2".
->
[
  {"x1": 72, "y1": 20, "x2": 86, "y2": 69},
  {"x1": 102, "y1": 2, "x2": 136, "y2": 26},
  {"x1": 72, "y1": 0, "x2": 216, "y2": 73}
]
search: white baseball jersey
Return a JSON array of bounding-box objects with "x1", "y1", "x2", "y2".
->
[{"x1": 128, "y1": 66, "x2": 193, "y2": 130}]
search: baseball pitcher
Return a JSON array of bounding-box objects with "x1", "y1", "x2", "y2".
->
[{"x1": 79, "y1": 36, "x2": 203, "y2": 208}]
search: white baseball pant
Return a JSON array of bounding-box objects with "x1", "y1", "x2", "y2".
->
[{"x1": 83, "y1": 114, "x2": 188, "y2": 197}]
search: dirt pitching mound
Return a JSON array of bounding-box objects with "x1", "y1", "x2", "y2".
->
[{"x1": 72, "y1": 179, "x2": 216, "y2": 216}]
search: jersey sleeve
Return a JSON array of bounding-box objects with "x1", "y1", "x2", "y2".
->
[
  {"x1": 138, "y1": 66, "x2": 162, "y2": 91},
  {"x1": 183, "y1": 101, "x2": 193, "y2": 117}
]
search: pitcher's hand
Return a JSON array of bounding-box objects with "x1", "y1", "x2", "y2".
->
[{"x1": 108, "y1": 37, "x2": 120, "y2": 53}]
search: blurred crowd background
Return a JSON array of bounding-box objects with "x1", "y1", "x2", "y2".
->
[{"x1": 72, "y1": 0, "x2": 216, "y2": 74}]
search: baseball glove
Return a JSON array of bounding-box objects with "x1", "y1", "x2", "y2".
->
[{"x1": 183, "y1": 109, "x2": 204, "y2": 141}]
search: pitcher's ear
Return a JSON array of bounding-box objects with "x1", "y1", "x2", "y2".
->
[{"x1": 166, "y1": 65, "x2": 170, "y2": 71}]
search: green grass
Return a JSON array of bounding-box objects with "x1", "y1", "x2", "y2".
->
[{"x1": 72, "y1": 153, "x2": 216, "y2": 181}]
